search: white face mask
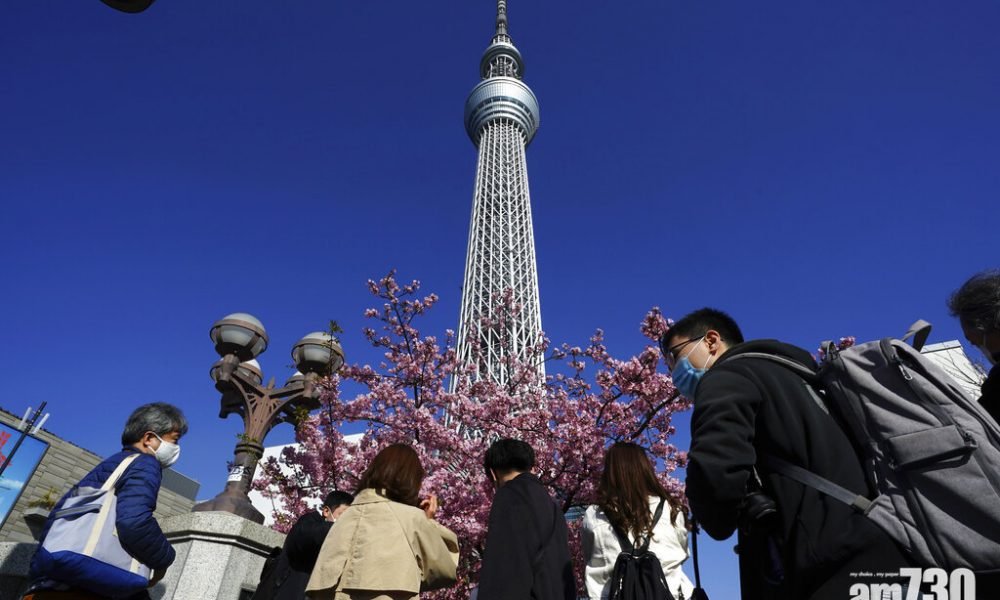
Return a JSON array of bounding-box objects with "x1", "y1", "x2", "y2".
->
[{"x1": 151, "y1": 433, "x2": 181, "y2": 468}]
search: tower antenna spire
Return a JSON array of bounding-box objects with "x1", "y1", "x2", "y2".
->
[{"x1": 495, "y1": 0, "x2": 508, "y2": 38}]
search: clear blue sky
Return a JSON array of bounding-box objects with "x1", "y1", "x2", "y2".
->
[{"x1": 1, "y1": 1, "x2": 997, "y2": 598}]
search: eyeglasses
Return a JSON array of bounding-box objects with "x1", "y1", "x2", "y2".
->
[{"x1": 662, "y1": 336, "x2": 704, "y2": 370}]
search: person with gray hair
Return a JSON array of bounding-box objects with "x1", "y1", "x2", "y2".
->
[
  {"x1": 22, "y1": 402, "x2": 188, "y2": 600},
  {"x1": 949, "y1": 269, "x2": 1000, "y2": 423}
]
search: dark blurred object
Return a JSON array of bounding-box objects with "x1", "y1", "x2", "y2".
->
[
  {"x1": 737, "y1": 490, "x2": 779, "y2": 537},
  {"x1": 101, "y1": 0, "x2": 156, "y2": 13}
]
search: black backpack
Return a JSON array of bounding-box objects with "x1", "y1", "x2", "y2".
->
[{"x1": 608, "y1": 498, "x2": 675, "y2": 600}]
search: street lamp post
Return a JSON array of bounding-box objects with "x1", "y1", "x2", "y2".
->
[
  {"x1": 100, "y1": 0, "x2": 156, "y2": 12},
  {"x1": 192, "y1": 313, "x2": 344, "y2": 524}
]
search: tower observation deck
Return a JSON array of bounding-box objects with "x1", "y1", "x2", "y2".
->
[{"x1": 455, "y1": 0, "x2": 544, "y2": 387}]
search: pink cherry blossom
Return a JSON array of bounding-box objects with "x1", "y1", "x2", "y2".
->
[{"x1": 254, "y1": 271, "x2": 687, "y2": 599}]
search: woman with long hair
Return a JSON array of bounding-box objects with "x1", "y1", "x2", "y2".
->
[
  {"x1": 306, "y1": 443, "x2": 459, "y2": 600},
  {"x1": 582, "y1": 442, "x2": 694, "y2": 600}
]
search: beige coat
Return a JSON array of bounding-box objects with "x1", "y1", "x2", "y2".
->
[{"x1": 306, "y1": 488, "x2": 460, "y2": 600}]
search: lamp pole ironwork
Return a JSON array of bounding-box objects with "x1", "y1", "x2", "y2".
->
[
  {"x1": 192, "y1": 313, "x2": 344, "y2": 524},
  {"x1": 101, "y1": 0, "x2": 156, "y2": 12}
]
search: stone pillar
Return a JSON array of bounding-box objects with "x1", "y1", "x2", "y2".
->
[
  {"x1": 0, "y1": 542, "x2": 35, "y2": 599},
  {"x1": 153, "y1": 511, "x2": 285, "y2": 600}
]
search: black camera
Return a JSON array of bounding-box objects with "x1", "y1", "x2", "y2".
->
[{"x1": 737, "y1": 490, "x2": 779, "y2": 537}]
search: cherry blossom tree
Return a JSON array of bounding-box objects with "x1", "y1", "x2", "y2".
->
[{"x1": 255, "y1": 271, "x2": 689, "y2": 599}]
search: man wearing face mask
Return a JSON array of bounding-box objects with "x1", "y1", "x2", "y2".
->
[
  {"x1": 660, "y1": 309, "x2": 910, "y2": 600},
  {"x1": 22, "y1": 402, "x2": 187, "y2": 600},
  {"x1": 252, "y1": 490, "x2": 354, "y2": 600},
  {"x1": 949, "y1": 269, "x2": 1000, "y2": 424}
]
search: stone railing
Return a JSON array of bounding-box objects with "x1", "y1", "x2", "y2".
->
[{"x1": 0, "y1": 512, "x2": 286, "y2": 600}]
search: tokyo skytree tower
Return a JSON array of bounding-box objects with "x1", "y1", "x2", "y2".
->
[{"x1": 454, "y1": 0, "x2": 544, "y2": 386}]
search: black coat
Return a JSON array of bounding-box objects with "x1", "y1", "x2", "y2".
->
[
  {"x1": 252, "y1": 511, "x2": 332, "y2": 600},
  {"x1": 976, "y1": 366, "x2": 1000, "y2": 596},
  {"x1": 686, "y1": 340, "x2": 910, "y2": 600},
  {"x1": 477, "y1": 473, "x2": 576, "y2": 600}
]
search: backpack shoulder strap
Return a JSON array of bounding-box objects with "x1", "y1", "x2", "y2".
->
[
  {"x1": 725, "y1": 352, "x2": 830, "y2": 415},
  {"x1": 101, "y1": 453, "x2": 141, "y2": 492},
  {"x1": 902, "y1": 320, "x2": 932, "y2": 351},
  {"x1": 83, "y1": 453, "x2": 142, "y2": 557},
  {"x1": 610, "y1": 520, "x2": 635, "y2": 554},
  {"x1": 637, "y1": 498, "x2": 666, "y2": 553},
  {"x1": 726, "y1": 352, "x2": 819, "y2": 382},
  {"x1": 760, "y1": 454, "x2": 873, "y2": 514}
]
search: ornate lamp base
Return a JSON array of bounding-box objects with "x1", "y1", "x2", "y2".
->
[{"x1": 192, "y1": 484, "x2": 265, "y2": 524}]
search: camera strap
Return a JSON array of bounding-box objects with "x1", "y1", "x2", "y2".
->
[
  {"x1": 689, "y1": 519, "x2": 711, "y2": 600},
  {"x1": 691, "y1": 518, "x2": 702, "y2": 588}
]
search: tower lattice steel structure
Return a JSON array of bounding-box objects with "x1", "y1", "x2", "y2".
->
[{"x1": 455, "y1": 0, "x2": 544, "y2": 386}]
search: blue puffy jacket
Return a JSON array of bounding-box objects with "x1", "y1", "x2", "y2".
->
[{"x1": 29, "y1": 447, "x2": 176, "y2": 587}]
